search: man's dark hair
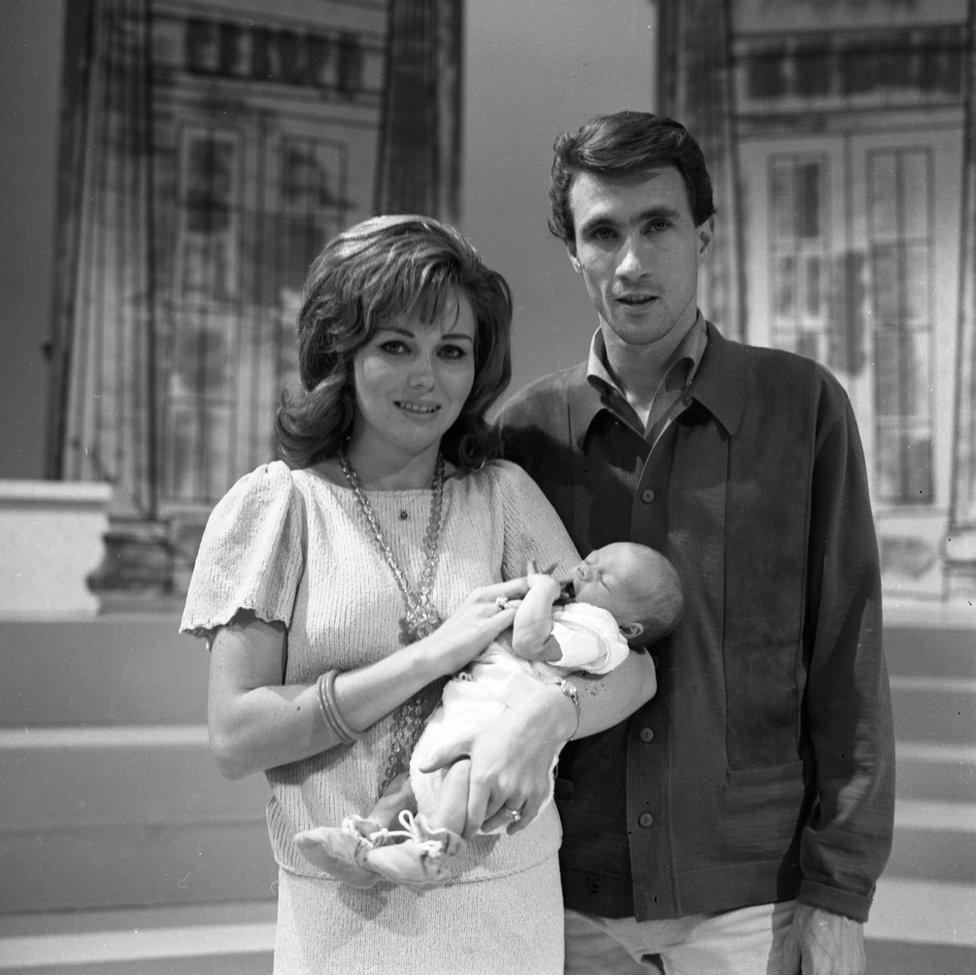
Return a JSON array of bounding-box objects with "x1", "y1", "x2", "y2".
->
[{"x1": 548, "y1": 111, "x2": 716, "y2": 242}]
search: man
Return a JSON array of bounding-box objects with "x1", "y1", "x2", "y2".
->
[{"x1": 499, "y1": 112, "x2": 894, "y2": 974}]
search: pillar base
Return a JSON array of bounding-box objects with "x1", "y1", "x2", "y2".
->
[{"x1": 87, "y1": 514, "x2": 173, "y2": 598}]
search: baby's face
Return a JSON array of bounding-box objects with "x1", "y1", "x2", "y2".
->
[{"x1": 569, "y1": 543, "x2": 641, "y2": 619}]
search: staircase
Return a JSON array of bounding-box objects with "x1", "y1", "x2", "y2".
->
[
  {"x1": 863, "y1": 602, "x2": 976, "y2": 974},
  {"x1": 0, "y1": 604, "x2": 973, "y2": 973},
  {"x1": 0, "y1": 613, "x2": 276, "y2": 973}
]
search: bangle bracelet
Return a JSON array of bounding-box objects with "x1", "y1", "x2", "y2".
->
[
  {"x1": 550, "y1": 678, "x2": 581, "y2": 740},
  {"x1": 316, "y1": 672, "x2": 346, "y2": 742},
  {"x1": 317, "y1": 670, "x2": 361, "y2": 745}
]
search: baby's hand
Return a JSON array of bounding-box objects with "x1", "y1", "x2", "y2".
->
[
  {"x1": 524, "y1": 560, "x2": 560, "y2": 600},
  {"x1": 526, "y1": 572, "x2": 558, "y2": 593}
]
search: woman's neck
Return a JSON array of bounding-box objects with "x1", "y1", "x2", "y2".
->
[{"x1": 342, "y1": 440, "x2": 440, "y2": 490}]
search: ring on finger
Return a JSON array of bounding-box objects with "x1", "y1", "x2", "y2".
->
[
  {"x1": 495, "y1": 596, "x2": 511, "y2": 610},
  {"x1": 504, "y1": 807, "x2": 523, "y2": 823}
]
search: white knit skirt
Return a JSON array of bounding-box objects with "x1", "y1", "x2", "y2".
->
[{"x1": 273, "y1": 855, "x2": 564, "y2": 975}]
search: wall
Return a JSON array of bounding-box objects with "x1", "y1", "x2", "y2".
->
[
  {"x1": 462, "y1": 1, "x2": 657, "y2": 400},
  {"x1": 0, "y1": 0, "x2": 65, "y2": 479},
  {"x1": 0, "y1": 0, "x2": 656, "y2": 479}
]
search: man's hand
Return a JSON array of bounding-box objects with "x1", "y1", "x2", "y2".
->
[{"x1": 779, "y1": 904, "x2": 865, "y2": 975}]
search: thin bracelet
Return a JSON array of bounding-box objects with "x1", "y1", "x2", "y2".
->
[
  {"x1": 550, "y1": 678, "x2": 581, "y2": 739},
  {"x1": 317, "y1": 670, "x2": 361, "y2": 745}
]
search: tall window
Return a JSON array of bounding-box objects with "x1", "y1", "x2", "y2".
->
[
  {"x1": 769, "y1": 155, "x2": 831, "y2": 361},
  {"x1": 867, "y1": 148, "x2": 934, "y2": 505},
  {"x1": 165, "y1": 126, "x2": 243, "y2": 502},
  {"x1": 271, "y1": 137, "x2": 351, "y2": 410},
  {"x1": 161, "y1": 128, "x2": 353, "y2": 504}
]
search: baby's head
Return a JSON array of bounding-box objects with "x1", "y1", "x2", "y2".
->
[{"x1": 569, "y1": 542, "x2": 683, "y2": 646}]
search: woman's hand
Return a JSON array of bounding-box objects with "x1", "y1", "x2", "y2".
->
[
  {"x1": 419, "y1": 683, "x2": 576, "y2": 838},
  {"x1": 419, "y1": 577, "x2": 529, "y2": 676}
]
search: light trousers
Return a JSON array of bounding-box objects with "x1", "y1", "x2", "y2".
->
[{"x1": 564, "y1": 900, "x2": 796, "y2": 975}]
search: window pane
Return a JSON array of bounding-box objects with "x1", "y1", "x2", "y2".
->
[
  {"x1": 768, "y1": 155, "x2": 828, "y2": 360},
  {"x1": 871, "y1": 246, "x2": 899, "y2": 322},
  {"x1": 902, "y1": 151, "x2": 930, "y2": 237},
  {"x1": 867, "y1": 146, "x2": 934, "y2": 505},
  {"x1": 797, "y1": 163, "x2": 822, "y2": 239},
  {"x1": 774, "y1": 255, "x2": 796, "y2": 318},
  {"x1": 771, "y1": 164, "x2": 795, "y2": 238},
  {"x1": 869, "y1": 153, "x2": 897, "y2": 238},
  {"x1": 903, "y1": 243, "x2": 929, "y2": 322},
  {"x1": 874, "y1": 321, "x2": 902, "y2": 417},
  {"x1": 904, "y1": 427, "x2": 933, "y2": 502},
  {"x1": 804, "y1": 252, "x2": 823, "y2": 316},
  {"x1": 875, "y1": 418, "x2": 901, "y2": 499}
]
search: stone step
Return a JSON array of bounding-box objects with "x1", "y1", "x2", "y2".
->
[
  {"x1": 1, "y1": 881, "x2": 972, "y2": 975},
  {"x1": 885, "y1": 799, "x2": 976, "y2": 884},
  {"x1": 883, "y1": 611, "x2": 975, "y2": 680},
  {"x1": 864, "y1": 876, "x2": 976, "y2": 975},
  {"x1": 2, "y1": 615, "x2": 971, "y2": 729},
  {"x1": 896, "y1": 742, "x2": 976, "y2": 803},
  {"x1": 865, "y1": 941, "x2": 976, "y2": 975},
  {"x1": 0, "y1": 820, "x2": 276, "y2": 915},
  {"x1": 0, "y1": 901, "x2": 275, "y2": 975},
  {"x1": 0, "y1": 725, "x2": 275, "y2": 914},
  {"x1": 0, "y1": 616, "x2": 204, "y2": 728},
  {"x1": 0, "y1": 725, "x2": 266, "y2": 830},
  {"x1": 890, "y1": 676, "x2": 976, "y2": 746}
]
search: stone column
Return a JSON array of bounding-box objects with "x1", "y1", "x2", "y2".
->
[
  {"x1": 47, "y1": 0, "x2": 172, "y2": 602},
  {"x1": 946, "y1": 0, "x2": 976, "y2": 597},
  {"x1": 373, "y1": 0, "x2": 462, "y2": 220}
]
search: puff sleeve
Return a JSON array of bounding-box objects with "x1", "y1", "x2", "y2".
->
[
  {"x1": 180, "y1": 461, "x2": 306, "y2": 638},
  {"x1": 492, "y1": 460, "x2": 580, "y2": 580}
]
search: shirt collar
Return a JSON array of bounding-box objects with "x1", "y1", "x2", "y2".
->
[
  {"x1": 585, "y1": 312, "x2": 708, "y2": 399},
  {"x1": 568, "y1": 316, "x2": 747, "y2": 445}
]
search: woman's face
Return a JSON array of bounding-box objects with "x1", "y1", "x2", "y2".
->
[{"x1": 350, "y1": 290, "x2": 477, "y2": 465}]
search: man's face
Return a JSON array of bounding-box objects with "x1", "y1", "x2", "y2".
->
[{"x1": 566, "y1": 166, "x2": 712, "y2": 350}]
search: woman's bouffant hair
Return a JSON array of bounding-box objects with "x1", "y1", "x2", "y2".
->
[
  {"x1": 275, "y1": 214, "x2": 513, "y2": 471},
  {"x1": 548, "y1": 111, "x2": 716, "y2": 243}
]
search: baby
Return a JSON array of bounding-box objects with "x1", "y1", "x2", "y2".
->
[{"x1": 295, "y1": 541, "x2": 682, "y2": 888}]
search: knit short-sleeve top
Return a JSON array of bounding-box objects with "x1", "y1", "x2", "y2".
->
[{"x1": 181, "y1": 458, "x2": 580, "y2": 883}]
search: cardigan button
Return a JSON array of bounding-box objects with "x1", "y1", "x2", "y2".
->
[
  {"x1": 640, "y1": 488, "x2": 655, "y2": 503},
  {"x1": 638, "y1": 812, "x2": 654, "y2": 828},
  {"x1": 639, "y1": 727, "x2": 655, "y2": 743}
]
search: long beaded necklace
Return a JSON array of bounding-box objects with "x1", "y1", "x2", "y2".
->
[
  {"x1": 337, "y1": 446, "x2": 446, "y2": 643},
  {"x1": 337, "y1": 446, "x2": 447, "y2": 790}
]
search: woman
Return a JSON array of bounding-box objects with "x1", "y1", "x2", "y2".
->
[{"x1": 181, "y1": 215, "x2": 657, "y2": 974}]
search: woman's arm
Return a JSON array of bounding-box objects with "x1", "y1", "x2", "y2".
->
[
  {"x1": 207, "y1": 578, "x2": 529, "y2": 779},
  {"x1": 573, "y1": 647, "x2": 657, "y2": 739}
]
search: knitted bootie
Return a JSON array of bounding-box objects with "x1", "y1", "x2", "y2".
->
[
  {"x1": 294, "y1": 816, "x2": 386, "y2": 888},
  {"x1": 363, "y1": 810, "x2": 466, "y2": 888}
]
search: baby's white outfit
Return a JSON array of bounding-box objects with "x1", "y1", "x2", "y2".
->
[{"x1": 410, "y1": 601, "x2": 629, "y2": 820}]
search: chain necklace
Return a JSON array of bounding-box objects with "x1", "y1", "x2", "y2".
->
[
  {"x1": 337, "y1": 446, "x2": 446, "y2": 643},
  {"x1": 337, "y1": 446, "x2": 447, "y2": 790}
]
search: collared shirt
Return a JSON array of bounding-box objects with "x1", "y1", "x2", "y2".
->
[
  {"x1": 499, "y1": 321, "x2": 893, "y2": 924},
  {"x1": 585, "y1": 312, "x2": 708, "y2": 447}
]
